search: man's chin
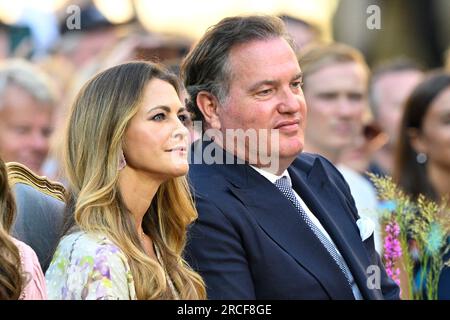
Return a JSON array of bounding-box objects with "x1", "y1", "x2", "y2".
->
[{"x1": 279, "y1": 141, "x2": 304, "y2": 157}]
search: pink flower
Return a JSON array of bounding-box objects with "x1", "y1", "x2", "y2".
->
[{"x1": 384, "y1": 220, "x2": 402, "y2": 289}]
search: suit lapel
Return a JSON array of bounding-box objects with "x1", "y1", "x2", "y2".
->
[
  {"x1": 226, "y1": 164, "x2": 355, "y2": 300},
  {"x1": 289, "y1": 156, "x2": 382, "y2": 299}
]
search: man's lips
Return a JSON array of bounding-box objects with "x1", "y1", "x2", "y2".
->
[
  {"x1": 333, "y1": 124, "x2": 353, "y2": 135},
  {"x1": 274, "y1": 119, "x2": 300, "y2": 130}
]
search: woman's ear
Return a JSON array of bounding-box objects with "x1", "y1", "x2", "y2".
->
[
  {"x1": 196, "y1": 91, "x2": 221, "y2": 130},
  {"x1": 407, "y1": 128, "x2": 427, "y2": 154}
]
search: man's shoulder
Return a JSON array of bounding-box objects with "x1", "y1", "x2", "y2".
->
[
  {"x1": 188, "y1": 152, "x2": 337, "y2": 181},
  {"x1": 188, "y1": 163, "x2": 237, "y2": 198},
  {"x1": 295, "y1": 152, "x2": 321, "y2": 166},
  {"x1": 292, "y1": 152, "x2": 338, "y2": 173},
  {"x1": 292, "y1": 152, "x2": 351, "y2": 191}
]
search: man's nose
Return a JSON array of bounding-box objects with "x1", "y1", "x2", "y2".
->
[
  {"x1": 29, "y1": 132, "x2": 49, "y2": 152},
  {"x1": 278, "y1": 88, "x2": 303, "y2": 113},
  {"x1": 336, "y1": 97, "x2": 361, "y2": 118}
]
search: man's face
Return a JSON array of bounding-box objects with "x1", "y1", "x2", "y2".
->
[
  {"x1": 215, "y1": 37, "x2": 307, "y2": 172},
  {"x1": 373, "y1": 70, "x2": 423, "y2": 147},
  {"x1": 0, "y1": 85, "x2": 53, "y2": 174},
  {"x1": 303, "y1": 62, "x2": 368, "y2": 161}
]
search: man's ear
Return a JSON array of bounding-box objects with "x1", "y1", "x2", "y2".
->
[
  {"x1": 196, "y1": 91, "x2": 221, "y2": 130},
  {"x1": 407, "y1": 128, "x2": 427, "y2": 154}
]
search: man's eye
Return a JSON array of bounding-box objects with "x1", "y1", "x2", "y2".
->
[
  {"x1": 318, "y1": 93, "x2": 337, "y2": 100},
  {"x1": 349, "y1": 93, "x2": 363, "y2": 101},
  {"x1": 291, "y1": 81, "x2": 303, "y2": 88},
  {"x1": 42, "y1": 128, "x2": 53, "y2": 137},
  {"x1": 257, "y1": 89, "x2": 273, "y2": 96},
  {"x1": 13, "y1": 126, "x2": 29, "y2": 134}
]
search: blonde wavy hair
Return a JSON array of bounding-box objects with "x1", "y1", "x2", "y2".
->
[
  {"x1": 0, "y1": 158, "x2": 24, "y2": 299},
  {"x1": 63, "y1": 61, "x2": 205, "y2": 300}
]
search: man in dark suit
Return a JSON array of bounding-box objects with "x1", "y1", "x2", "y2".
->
[{"x1": 181, "y1": 15, "x2": 399, "y2": 300}]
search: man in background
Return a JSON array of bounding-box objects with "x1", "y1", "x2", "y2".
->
[
  {"x1": 299, "y1": 43, "x2": 382, "y2": 252},
  {"x1": 0, "y1": 59, "x2": 56, "y2": 175},
  {"x1": 368, "y1": 58, "x2": 423, "y2": 176}
]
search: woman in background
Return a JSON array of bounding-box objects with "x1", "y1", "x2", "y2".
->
[
  {"x1": 45, "y1": 61, "x2": 205, "y2": 300},
  {"x1": 394, "y1": 71, "x2": 450, "y2": 299},
  {"x1": 0, "y1": 157, "x2": 47, "y2": 300}
]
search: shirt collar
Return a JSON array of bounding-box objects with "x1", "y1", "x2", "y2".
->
[{"x1": 249, "y1": 165, "x2": 292, "y2": 187}]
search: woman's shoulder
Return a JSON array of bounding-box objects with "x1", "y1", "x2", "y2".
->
[
  {"x1": 11, "y1": 238, "x2": 47, "y2": 300},
  {"x1": 12, "y1": 238, "x2": 38, "y2": 260},
  {"x1": 46, "y1": 231, "x2": 135, "y2": 300},
  {"x1": 57, "y1": 231, "x2": 123, "y2": 256},
  {"x1": 50, "y1": 231, "x2": 129, "y2": 272},
  {"x1": 12, "y1": 238, "x2": 43, "y2": 276}
]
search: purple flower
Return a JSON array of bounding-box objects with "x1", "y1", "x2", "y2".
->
[
  {"x1": 384, "y1": 220, "x2": 402, "y2": 289},
  {"x1": 93, "y1": 244, "x2": 119, "y2": 279}
]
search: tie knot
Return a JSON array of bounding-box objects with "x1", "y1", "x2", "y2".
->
[{"x1": 275, "y1": 176, "x2": 290, "y2": 190}]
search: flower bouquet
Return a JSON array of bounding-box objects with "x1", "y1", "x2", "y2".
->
[{"x1": 369, "y1": 174, "x2": 450, "y2": 300}]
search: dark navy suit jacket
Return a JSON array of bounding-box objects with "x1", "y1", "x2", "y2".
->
[{"x1": 185, "y1": 140, "x2": 400, "y2": 300}]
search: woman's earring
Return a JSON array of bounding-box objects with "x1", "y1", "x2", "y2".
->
[
  {"x1": 118, "y1": 150, "x2": 127, "y2": 170},
  {"x1": 416, "y1": 152, "x2": 427, "y2": 164}
]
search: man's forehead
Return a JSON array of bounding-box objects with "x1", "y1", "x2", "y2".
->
[
  {"x1": 228, "y1": 41, "x2": 300, "y2": 81},
  {"x1": 229, "y1": 38, "x2": 296, "y2": 62}
]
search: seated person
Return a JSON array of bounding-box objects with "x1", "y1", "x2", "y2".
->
[{"x1": 0, "y1": 157, "x2": 47, "y2": 300}]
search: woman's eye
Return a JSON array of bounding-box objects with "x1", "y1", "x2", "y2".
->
[
  {"x1": 178, "y1": 114, "x2": 189, "y2": 124},
  {"x1": 152, "y1": 113, "x2": 165, "y2": 121},
  {"x1": 178, "y1": 114, "x2": 192, "y2": 127}
]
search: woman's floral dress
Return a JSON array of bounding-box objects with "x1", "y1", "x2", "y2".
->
[{"x1": 45, "y1": 231, "x2": 136, "y2": 299}]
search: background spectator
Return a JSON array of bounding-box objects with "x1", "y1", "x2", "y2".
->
[
  {"x1": 0, "y1": 59, "x2": 56, "y2": 175},
  {"x1": 394, "y1": 71, "x2": 450, "y2": 299},
  {"x1": 299, "y1": 43, "x2": 383, "y2": 252},
  {"x1": 369, "y1": 58, "x2": 424, "y2": 175},
  {"x1": 0, "y1": 157, "x2": 47, "y2": 300}
]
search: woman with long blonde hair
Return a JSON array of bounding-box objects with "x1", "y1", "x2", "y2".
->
[
  {"x1": 0, "y1": 157, "x2": 47, "y2": 299},
  {"x1": 45, "y1": 61, "x2": 205, "y2": 299}
]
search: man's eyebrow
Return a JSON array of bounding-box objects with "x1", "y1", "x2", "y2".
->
[
  {"x1": 248, "y1": 73, "x2": 303, "y2": 92},
  {"x1": 248, "y1": 80, "x2": 279, "y2": 92},
  {"x1": 291, "y1": 72, "x2": 303, "y2": 81}
]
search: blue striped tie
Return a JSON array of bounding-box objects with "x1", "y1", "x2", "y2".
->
[{"x1": 274, "y1": 176, "x2": 354, "y2": 289}]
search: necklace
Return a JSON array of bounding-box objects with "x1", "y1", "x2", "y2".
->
[{"x1": 140, "y1": 230, "x2": 152, "y2": 258}]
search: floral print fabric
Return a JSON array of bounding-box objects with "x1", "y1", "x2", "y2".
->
[{"x1": 45, "y1": 231, "x2": 136, "y2": 300}]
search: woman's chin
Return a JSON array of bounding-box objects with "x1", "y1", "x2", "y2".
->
[{"x1": 170, "y1": 163, "x2": 189, "y2": 177}]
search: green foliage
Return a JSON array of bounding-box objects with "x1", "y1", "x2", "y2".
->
[{"x1": 369, "y1": 173, "x2": 450, "y2": 300}]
